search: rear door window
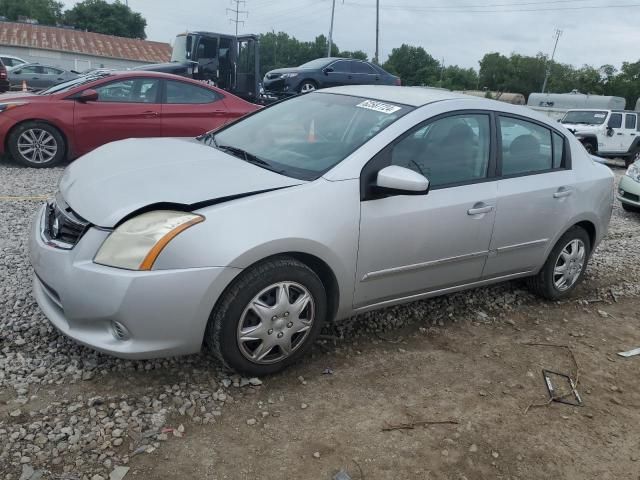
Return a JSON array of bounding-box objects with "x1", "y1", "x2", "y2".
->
[
  {"x1": 164, "y1": 80, "x2": 222, "y2": 104},
  {"x1": 625, "y1": 114, "x2": 637, "y2": 130},
  {"x1": 499, "y1": 116, "x2": 554, "y2": 176},
  {"x1": 352, "y1": 62, "x2": 375, "y2": 74}
]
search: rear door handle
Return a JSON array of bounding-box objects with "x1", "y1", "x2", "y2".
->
[
  {"x1": 142, "y1": 111, "x2": 159, "y2": 117},
  {"x1": 553, "y1": 188, "x2": 573, "y2": 198},
  {"x1": 467, "y1": 203, "x2": 494, "y2": 215}
]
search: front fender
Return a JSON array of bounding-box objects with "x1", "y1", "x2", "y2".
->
[{"x1": 152, "y1": 178, "x2": 362, "y2": 318}]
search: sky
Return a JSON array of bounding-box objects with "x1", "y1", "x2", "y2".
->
[{"x1": 58, "y1": 0, "x2": 640, "y2": 71}]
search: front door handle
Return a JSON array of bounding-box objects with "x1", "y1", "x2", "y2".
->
[
  {"x1": 553, "y1": 187, "x2": 573, "y2": 199},
  {"x1": 467, "y1": 203, "x2": 494, "y2": 215},
  {"x1": 143, "y1": 111, "x2": 159, "y2": 117}
]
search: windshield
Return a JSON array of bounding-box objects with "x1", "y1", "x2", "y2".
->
[
  {"x1": 561, "y1": 110, "x2": 608, "y2": 125},
  {"x1": 38, "y1": 72, "x2": 113, "y2": 95},
  {"x1": 203, "y1": 93, "x2": 412, "y2": 180},
  {"x1": 171, "y1": 35, "x2": 189, "y2": 62},
  {"x1": 299, "y1": 58, "x2": 333, "y2": 70}
]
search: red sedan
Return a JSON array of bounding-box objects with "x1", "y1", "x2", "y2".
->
[{"x1": 0, "y1": 71, "x2": 259, "y2": 167}]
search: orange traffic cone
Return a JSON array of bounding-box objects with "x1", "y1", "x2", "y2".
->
[
  {"x1": 308, "y1": 119, "x2": 316, "y2": 143},
  {"x1": 21, "y1": 80, "x2": 27, "y2": 92}
]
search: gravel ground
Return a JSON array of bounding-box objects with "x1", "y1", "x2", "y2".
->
[{"x1": 1, "y1": 156, "x2": 639, "y2": 479}]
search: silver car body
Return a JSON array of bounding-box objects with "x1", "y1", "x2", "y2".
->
[{"x1": 29, "y1": 86, "x2": 615, "y2": 359}]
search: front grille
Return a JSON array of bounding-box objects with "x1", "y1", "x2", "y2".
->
[
  {"x1": 623, "y1": 191, "x2": 640, "y2": 202},
  {"x1": 42, "y1": 194, "x2": 90, "y2": 249}
]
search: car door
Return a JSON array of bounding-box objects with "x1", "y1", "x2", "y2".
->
[
  {"x1": 482, "y1": 115, "x2": 575, "y2": 278},
  {"x1": 41, "y1": 66, "x2": 67, "y2": 88},
  {"x1": 354, "y1": 112, "x2": 497, "y2": 308},
  {"x1": 73, "y1": 77, "x2": 162, "y2": 156},
  {"x1": 12, "y1": 65, "x2": 43, "y2": 88},
  {"x1": 622, "y1": 113, "x2": 638, "y2": 152},
  {"x1": 601, "y1": 112, "x2": 623, "y2": 153},
  {"x1": 351, "y1": 61, "x2": 378, "y2": 85},
  {"x1": 324, "y1": 60, "x2": 352, "y2": 87},
  {"x1": 160, "y1": 79, "x2": 230, "y2": 137}
]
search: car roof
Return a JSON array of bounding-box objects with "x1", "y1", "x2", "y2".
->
[
  {"x1": 1, "y1": 54, "x2": 25, "y2": 60},
  {"x1": 318, "y1": 85, "x2": 470, "y2": 107}
]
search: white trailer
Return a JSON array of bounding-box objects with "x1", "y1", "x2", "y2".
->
[{"x1": 527, "y1": 90, "x2": 626, "y2": 120}]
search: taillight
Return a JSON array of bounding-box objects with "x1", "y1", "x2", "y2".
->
[
  {"x1": 395, "y1": 78, "x2": 401, "y2": 86},
  {"x1": 0, "y1": 67, "x2": 6, "y2": 79}
]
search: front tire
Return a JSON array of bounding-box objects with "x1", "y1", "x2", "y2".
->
[
  {"x1": 8, "y1": 121, "x2": 66, "y2": 168},
  {"x1": 298, "y1": 80, "x2": 318, "y2": 94},
  {"x1": 205, "y1": 256, "x2": 327, "y2": 376},
  {"x1": 527, "y1": 226, "x2": 591, "y2": 300},
  {"x1": 625, "y1": 149, "x2": 639, "y2": 168}
]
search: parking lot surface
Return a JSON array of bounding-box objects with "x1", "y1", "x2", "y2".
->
[{"x1": 1, "y1": 157, "x2": 639, "y2": 479}]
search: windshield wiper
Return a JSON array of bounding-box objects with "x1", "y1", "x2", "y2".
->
[
  {"x1": 197, "y1": 131, "x2": 218, "y2": 147},
  {"x1": 216, "y1": 144, "x2": 286, "y2": 174}
]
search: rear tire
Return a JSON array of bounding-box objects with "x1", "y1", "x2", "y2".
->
[
  {"x1": 527, "y1": 226, "x2": 591, "y2": 300},
  {"x1": 204, "y1": 256, "x2": 327, "y2": 376},
  {"x1": 8, "y1": 121, "x2": 66, "y2": 168}
]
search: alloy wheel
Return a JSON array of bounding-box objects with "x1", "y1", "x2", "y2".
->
[
  {"x1": 17, "y1": 129, "x2": 58, "y2": 164},
  {"x1": 553, "y1": 239, "x2": 586, "y2": 291},
  {"x1": 300, "y1": 83, "x2": 316, "y2": 93},
  {"x1": 237, "y1": 282, "x2": 315, "y2": 364}
]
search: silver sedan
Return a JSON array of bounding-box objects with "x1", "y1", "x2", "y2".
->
[{"x1": 29, "y1": 86, "x2": 614, "y2": 375}]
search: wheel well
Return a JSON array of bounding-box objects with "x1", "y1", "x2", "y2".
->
[
  {"x1": 574, "y1": 221, "x2": 596, "y2": 248},
  {"x1": 5, "y1": 119, "x2": 69, "y2": 158},
  {"x1": 285, "y1": 252, "x2": 339, "y2": 323}
]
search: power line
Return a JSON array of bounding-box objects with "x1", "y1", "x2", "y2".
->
[
  {"x1": 342, "y1": 0, "x2": 640, "y2": 13},
  {"x1": 227, "y1": 0, "x2": 248, "y2": 37}
]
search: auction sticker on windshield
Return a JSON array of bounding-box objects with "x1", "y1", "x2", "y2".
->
[
  {"x1": 357, "y1": 100, "x2": 402, "y2": 114},
  {"x1": 594, "y1": 113, "x2": 606, "y2": 118}
]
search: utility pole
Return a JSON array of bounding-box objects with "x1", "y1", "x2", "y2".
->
[
  {"x1": 374, "y1": 0, "x2": 380, "y2": 64},
  {"x1": 541, "y1": 28, "x2": 562, "y2": 94},
  {"x1": 439, "y1": 57, "x2": 445, "y2": 87},
  {"x1": 327, "y1": 0, "x2": 336, "y2": 57},
  {"x1": 227, "y1": 0, "x2": 248, "y2": 37}
]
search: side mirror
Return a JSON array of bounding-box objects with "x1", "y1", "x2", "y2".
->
[
  {"x1": 323, "y1": 67, "x2": 334, "y2": 75},
  {"x1": 375, "y1": 165, "x2": 429, "y2": 195},
  {"x1": 606, "y1": 127, "x2": 614, "y2": 137},
  {"x1": 78, "y1": 89, "x2": 99, "y2": 102},
  {"x1": 13, "y1": 69, "x2": 21, "y2": 75}
]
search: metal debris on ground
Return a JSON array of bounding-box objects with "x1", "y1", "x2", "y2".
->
[
  {"x1": 618, "y1": 347, "x2": 640, "y2": 358},
  {"x1": 323, "y1": 367, "x2": 334, "y2": 375},
  {"x1": 333, "y1": 470, "x2": 353, "y2": 480},
  {"x1": 382, "y1": 418, "x2": 459, "y2": 432},
  {"x1": 109, "y1": 467, "x2": 130, "y2": 480},
  {"x1": 522, "y1": 343, "x2": 582, "y2": 414},
  {"x1": 542, "y1": 370, "x2": 583, "y2": 407}
]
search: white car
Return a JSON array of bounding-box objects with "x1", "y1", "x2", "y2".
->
[
  {"x1": 561, "y1": 109, "x2": 640, "y2": 166},
  {"x1": 0, "y1": 54, "x2": 27, "y2": 70}
]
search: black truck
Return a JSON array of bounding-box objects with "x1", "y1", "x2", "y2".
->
[{"x1": 137, "y1": 32, "x2": 261, "y2": 103}]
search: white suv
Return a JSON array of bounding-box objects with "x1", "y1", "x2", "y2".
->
[{"x1": 561, "y1": 109, "x2": 640, "y2": 166}]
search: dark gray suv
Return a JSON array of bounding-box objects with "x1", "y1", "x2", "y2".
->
[{"x1": 262, "y1": 57, "x2": 400, "y2": 97}]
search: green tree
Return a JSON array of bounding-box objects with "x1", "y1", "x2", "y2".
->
[
  {"x1": 339, "y1": 50, "x2": 368, "y2": 61},
  {"x1": 258, "y1": 32, "x2": 340, "y2": 77},
  {"x1": 478, "y1": 52, "x2": 512, "y2": 91},
  {"x1": 383, "y1": 44, "x2": 441, "y2": 86},
  {"x1": 0, "y1": 0, "x2": 63, "y2": 25},
  {"x1": 440, "y1": 65, "x2": 478, "y2": 91},
  {"x1": 63, "y1": 0, "x2": 146, "y2": 39}
]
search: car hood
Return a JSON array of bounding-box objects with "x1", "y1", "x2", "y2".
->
[
  {"x1": 59, "y1": 137, "x2": 304, "y2": 228},
  {"x1": 266, "y1": 67, "x2": 303, "y2": 76},
  {"x1": 561, "y1": 123, "x2": 603, "y2": 134}
]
